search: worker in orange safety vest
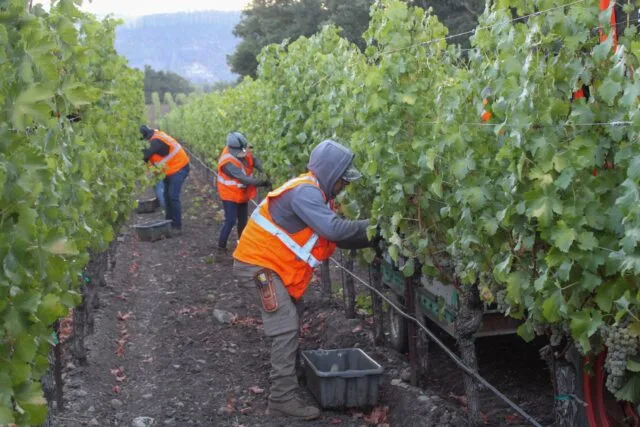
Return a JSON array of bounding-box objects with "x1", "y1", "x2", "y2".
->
[
  {"x1": 233, "y1": 140, "x2": 380, "y2": 420},
  {"x1": 141, "y1": 125, "x2": 190, "y2": 235},
  {"x1": 216, "y1": 132, "x2": 271, "y2": 252}
]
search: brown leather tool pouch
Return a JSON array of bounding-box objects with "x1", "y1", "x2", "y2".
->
[{"x1": 254, "y1": 269, "x2": 279, "y2": 313}]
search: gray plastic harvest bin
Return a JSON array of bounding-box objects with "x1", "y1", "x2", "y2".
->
[
  {"x1": 136, "y1": 197, "x2": 159, "y2": 214},
  {"x1": 133, "y1": 219, "x2": 172, "y2": 241},
  {"x1": 302, "y1": 348, "x2": 384, "y2": 409}
]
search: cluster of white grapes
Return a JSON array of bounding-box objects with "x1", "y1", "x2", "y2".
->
[
  {"x1": 495, "y1": 289, "x2": 508, "y2": 313},
  {"x1": 600, "y1": 323, "x2": 638, "y2": 392},
  {"x1": 549, "y1": 324, "x2": 565, "y2": 347}
]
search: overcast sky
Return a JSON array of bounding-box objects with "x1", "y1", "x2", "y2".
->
[{"x1": 38, "y1": 0, "x2": 251, "y2": 17}]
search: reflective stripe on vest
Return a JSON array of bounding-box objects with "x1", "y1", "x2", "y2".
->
[
  {"x1": 250, "y1": 206, "x2": 321, "y2": 268},
  {"x1": 155, "y1": 139, "x2": 183, "y2": 166},
  {"x1": 217, "y1": 175, "x2": 246, "y2": 188},
  {"x1": 218, "y1": 153, "x2": 253, "y2": 188}
]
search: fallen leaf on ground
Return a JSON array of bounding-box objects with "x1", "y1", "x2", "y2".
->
[
  {"x1": 449, "y1": 392, "x2": 468, "y2": 407},
  {"x1": 115, "y1": 346, "x2": 125, "y2": 357},
  {"x1": 352, "y1": 325, "x2": 363, "y2": 333},
  {"x1": 226, "y1": 394, "x2": 236, "y2": 414},
  {"x1": 128, "y1": 263, "x2": 138, "y2": 274},
  {"x1": 112, "y1": 385, "x2": 121, "y2": 394},
  {"x1": 329, "y1": 418, "x2": 342, "y2": 424},
  {"x1": 110, "y1": 367, "x2": 126, "y2": 382},
  {"x1": 364, "y1": 406, "x2": 388, "y2": 425},
  {"x1": 248, "y1": 386, "x2": 264, "y2": 395},
  {"x1": 117, "y1": 311, "x2": 132, "y2": 321}
]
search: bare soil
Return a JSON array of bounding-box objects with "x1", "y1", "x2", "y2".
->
[{"x1": 51, "y1": 166, "x2": 554, "y2": 427}]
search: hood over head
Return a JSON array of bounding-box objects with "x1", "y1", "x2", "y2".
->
[{"x1": 307, "y1": 140, "x2": 361, "y2": 199}]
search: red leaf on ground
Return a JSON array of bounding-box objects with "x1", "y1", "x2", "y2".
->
[
  {"x1": 226, "y1": 394, "x2": 236, "y2": 414},
  {"x1": 115, "y1": 293, "x2": 127, "y2": 301},
  {"x1": 110, "y1": 367, "x2": 127, "y2": 381},
  {"x1": 300, "y1": 322, "x2": 311, "y2": 337},
  {"x1": 351, "y1": 412, "x2": 364, "y2": 419},
  {"x1": 115, "y1": 346, "x2": 125, "y2": 357},
  {"x1": 117, "y1": 311, "x2": 132, "y2": 321},
  {"x1": 352, "y1": 325, "x2": 363, "y2": 333},
  {"x1": 248, "y1": 386, "x2": 264, "y2": 395},
  {"x1": 128, "y1": 262, "x2": 138, "y2": 273},
  {"x1": 364, "y1": 406, "x2": 388, "y2": 425},
  {"x1": 505, "y1": 414, "x2": 520, "y2": 424},
  {"x1": 329, "y1": 418, "x2": 342, "y2": 424},
  {"x1": 449, "y1": 392, "x2": 468, "y2": 407},
  {"x1": 240, "y1": 407, "x2": 252, "y2": 414},
  {"x1": 112, "y1": 385, "x2": 121, "y2": 394}
]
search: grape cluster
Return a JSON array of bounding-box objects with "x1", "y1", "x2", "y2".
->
[
  {"x1": 549, "y1": 324, "x2": 564, "y2": 347},
  {"x1": 601, "y1": 324, "x2": 639, "y2": 393},
  {"x1": 495, "y1": 289, "x2": 508, "y2": 313}
]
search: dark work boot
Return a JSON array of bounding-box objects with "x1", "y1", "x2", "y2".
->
[{"x1": 266, "y1": 396, "x2": 321, "y2": 420}]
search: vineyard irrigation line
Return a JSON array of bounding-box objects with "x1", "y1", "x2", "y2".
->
[
  {"x1": 383, "y1": 0, "x2": 588, "y2": 54},
  {"x1": 331, "y1": 260, "x2": 543, "y2": 427},
  {"x1": 182, "y1": 146, "x2": 544, "y2": 427}
]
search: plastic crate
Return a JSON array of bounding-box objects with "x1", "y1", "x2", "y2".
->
[
  {"x1": 136, "y1": 197, "x2": 159, "y2": 214},
  {"x1": 302, "y1": 348, "x2": 384, "y2": 409},
  {"x1": 133, "y1": 219, "x2": 172, "y2": 241}
]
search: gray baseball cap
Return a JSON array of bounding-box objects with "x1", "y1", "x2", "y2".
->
[{"x1": 342, "y1": 163, "x2": 362, "y2": 182}]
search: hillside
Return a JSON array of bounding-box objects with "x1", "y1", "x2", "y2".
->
[{"x1": 115, "y1": 11, "x2": 241, "y2": 83}]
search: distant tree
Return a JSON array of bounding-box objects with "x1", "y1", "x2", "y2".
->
[
  {"x1": 175, "y1": 93, "x2": 188, "y2": 105},
  {"x1": 323, "y1": 0, "x2": 373, "y2": 51},
  {"x1": 164, "y1": 92, "x2": 176, "y2": 109},
  {"x1": 228, "y1": 0, "x2": 484, "y2": 78},
  {"x1": 228, "y1": 0, "x2": 374, "y2": 78},
  {"x1": 151, "y1": 92, "x2": 163, "y2": 124},
  {"x1": 407, "y1": 0, "x2": 485, "y2": 47},
  {"x1": 143, "y1": 65, "x2": 194, "y2": 104}
]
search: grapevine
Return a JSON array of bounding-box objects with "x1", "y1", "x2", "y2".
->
[
  {"x1": 0, "y1": 0, "x2": 145, "y2": 424},
  {"x1": 163, "y1": 0, "x2": 640, "y2": 404}
]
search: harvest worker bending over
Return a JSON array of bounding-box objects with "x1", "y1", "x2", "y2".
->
[
  {"x1": 217, "y1": 132, "x2": 270, "y2": 252},
  {"x1": 233, "y1": 140, "x2": 378, "y2": 420},
  {"x1": 141, "y1": 125, "x2": 190, "y2": 235}
]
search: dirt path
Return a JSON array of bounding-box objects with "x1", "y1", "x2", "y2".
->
[{"x1": 53, "y1": 169, "x2": 474, "y2": 427}]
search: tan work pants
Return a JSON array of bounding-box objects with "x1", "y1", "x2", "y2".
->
[{"x1": 233, "y1": 260, "x2": 302, "y2": 403}]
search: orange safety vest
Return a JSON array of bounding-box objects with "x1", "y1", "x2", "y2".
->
[
  {"x1": 216, "y1": 146, "x2": 257, "y2": 203},
  {"x1": 148, "y1": 130, "x2": 190, "y2": 176},
  {"x1": 233, "y1": 173, "x2": 337, "y2": 299}
]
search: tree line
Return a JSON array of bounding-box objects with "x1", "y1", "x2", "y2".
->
[{"x1": 228, "y1": 0, "x2": 485, "y2": 78}]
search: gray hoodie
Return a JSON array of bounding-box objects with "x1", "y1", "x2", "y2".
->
[{"x1": 268, "y1": 140, "x2": 370, "y2": 249}]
